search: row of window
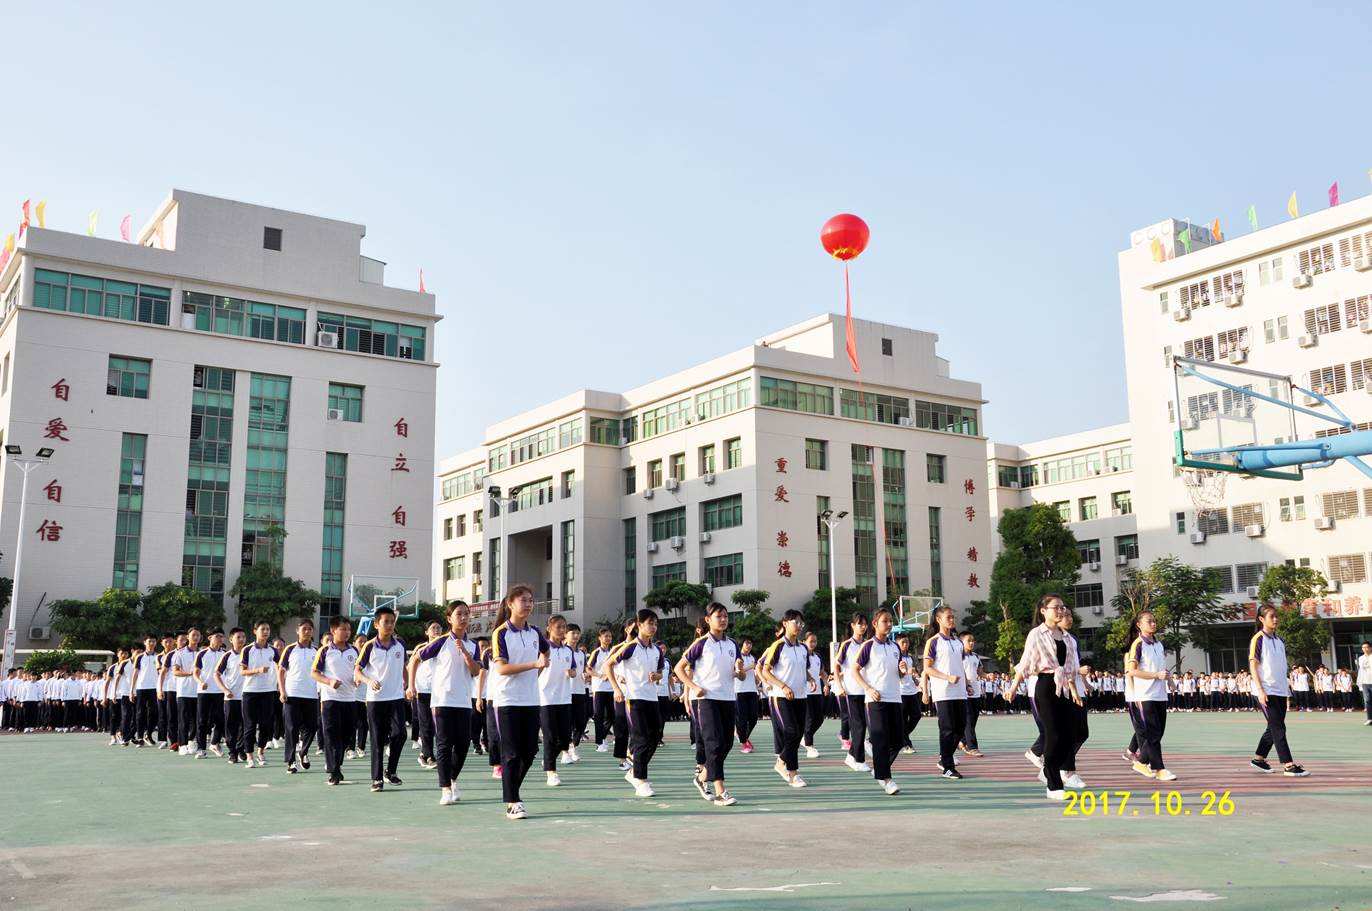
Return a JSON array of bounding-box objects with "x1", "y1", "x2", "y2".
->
[
  {"x1": 1052, "y1": 492, "x2": 1133, "y2": 523},
  {"x1": 1073, "y1": 534, "x2": 1138, "y2": 564},
  {"x1": 441, "y1": 510, "x2": 483, "y2": 540},
  {"x1": 997, "y1": 446, "x2": 1133, "y2": 489},
  {"x1": 759, "y1": 375, "x2": 980, "y2": 436},
  {"x1": 1307, "y1": 358, "x2": 1372, "y2": 396},
  {"x1": 440, "y1": 465, "x2": 488, "y2": 501},
  {"x1": 626, "y1": 439, "x2": 743, "y2": 493},
  {"x1": 1183, "y1": 490, "x2": 1372, "y2": 535},
  {"x1": 316, "y1": 312, "x2": 426, "y2": 361}
]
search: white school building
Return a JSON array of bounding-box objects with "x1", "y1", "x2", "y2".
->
[{"x1": 0, "y1": 190, "x2": 437, "y2": 653}]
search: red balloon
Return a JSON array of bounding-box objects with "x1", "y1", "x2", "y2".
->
[{"x1": 820, "y1": 213, "x2": 870, "y2": 261}]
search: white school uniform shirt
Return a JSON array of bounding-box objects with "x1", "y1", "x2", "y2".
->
[
  {"x1": 836, "y1": 637, "x2": 867, "y2": 696},
  {"x1": 489, "y1": 621, "x2": 549, "y2": 708},
  {"x1": 589, "y1": 646, "x2": 616, "y2": 693},
  {"x1": 569, "y1": 649, "x2": 588, "y2": 696},
  {"x1": 413, "y1": 645, "x2": 436, "y2": 695},
  {"x1": 734, "y1": 653, "x2": 758, "y2": 694},
  {"x1": 357, "y1": 637, "x2": 408, "y2": 702},
  {"x1": 415, "y1": 634, "x2": 478, "y2": 708},
  {"x1": 131, "y1": 652, "x2": 159, "y2": 691},
  {"x1": 898, "y1": 651, "x2": 919, "y2": 697},
  {"x1": 683, "y1": 633, "x2": 739, "y2": 702},
  {"x1": 963, "y1": 652, "x2": 983, "y2": 697},
  {"x1": 279, "y1": 642, "x2": 319, "y2": 698},
  {"x1": 807, "y1": 651, "x2": 824, "y2": 695},
  {"x1": 923, "y1": 634, "x2": 968, "y2": 701},
  {"x1": 240, "y1": 643, "x2": 279, "y2": 694},
  {"x1": 195, "y1": 648, "x2": 227, "y2": 694},
  {"x1": 113, "y1": 661, "x2": 131, "y2": 698},
  {"x1": 214, "y1": 650, "x2": 244, "y2": 699},
  {"x1": 615, "y1": 637, "x2": 667, "y2": 701},
  {"x1": 760, "y1": 638, "x2": 811, "y2": 700},
  {"x1": 312, "y1": 644, "x2": 360, "y2": 702},
  {"x1": 1291, "y1": 670, "x2": 1309, "y2": 692},
  {"x1": 1358, "y1": 654, "x2": 1372, "y2": 686},
  {"x1": 1249, "y1": 632, "x2": 1290, "y2": 697},
  {"x1": 1127, "y1": 637, "x2": 1168, "y2": 702},
  {"x1": 538, "y1": 642, "x2": 575, "y2": 706},
  {"x1": 173, "y1": 647, "x2": 199, "y2": 698},
  {"x1": 64, "y1": 678, "x2": 81, "y2": 700},
  {"x1": 656, "y1": 660, "x2": 671, "y2": 698},
  {"x1": 855, "y1": 637, "x2": 904, "y2": 703}
]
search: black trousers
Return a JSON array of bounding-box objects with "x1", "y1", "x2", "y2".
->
[
  {"x1": 320, "y1": 700, "x2": 353, "y2": 777},
  {"x1": 571, "y1": 693, "x2": 591, "y2": 745},
  {"x1": 963, "y1": 694, "x2": 981, "y2": 750},
  {"x1": 496, "y1": 704, "x2": 540, "y2": 803},
  {"x1": 656, "y1": 696, "x2": 669, "y2": 745},
  {"x1": 353, "y1": 701, "x2": 367, "y2": 751},
  {"x1": 592, "y1": 691, "x2": 615, "y2": 744},
  {"x1": 242, "y1": 691, "x2": 275, "y2": 753},
  {"x1": 134, "y1": 689, "x2": 158, "y2": 741},
  {"x1": 415, "y1": 693, "x2": 435, "y2": 761},
  {"x1": 367, "y1": 698, "x2": 408, "y2": 781},
  {"x1": 628, "y1": 698, "x2": 661, "y2": 780},
  {"x1": 158, "y1": 693, "x2": 173, "y2": 742},
  {"x1": 696, "y1": 698, "x2": 736, "y2": 781},
  {"x1": 283, "y1": 696, "x2": 319, "y2": 765},
  {"x1": 1070, "y1": 700, "x2": 1090, "y2": 769},
  {"x1": 900, "y1": 694, "x2": 922, "y2": 748},
  {"x1": 803, "y1": 694, "x2": 824, "y2": 747},
  {"x1": 486, "y1": 703, "x2": 502, "y2": 766},
  {"x1": 433, "y1": 705, "x2": 473, "y2": 789},
  {"x1": 934, "y1": 698, "x2": 967, "y2": 772},
  {"x1": 1137, "y1": 700, "x2": 1168, "y2": 771},
  {"x1": 223, "y1": 699, "x2": 243, "y2": 758},
  {"x1": 1256, "y1": 694, "x2": 1293, "y2": 764},
  {"x1": 734, "y1": 692, "x2": 760, "y2": 742},
  {"x1": 866, "y1": 699, "x2": 904, "y2": 780},
  {"x1": 470, "y1": 702, "x2": 485, "y2": 751},
  {"x1": 838, "y1": 692, "x2": 850, "y2": 740},
  {"x1": 612, "y1": 699, "x2": 630, "y2": 760},
  {"x1": 540, "y1": 702, "x2": 573, "y2": 771},
  {"x1": 1033, "y1": 674, "x2": 1076, "y2": 790},
  {"x1": 177, "y1": 696, "x2": 198, "y2": 746},
  {"x1": 844, "y1": 694, "x2": 867, "y2": 762},
  {"x1": 196, "y1": 693, "x2": 224, "y2": 749},
  {"x1": 770, "y1": 696, "x2": 805, "y2": 772},
  {"x1": 119, "y1": 696, "x2": 136, "y2": 742}
]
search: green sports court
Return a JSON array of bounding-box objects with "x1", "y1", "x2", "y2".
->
[{"x1": 3, "y1": 712, "x2": 1368, "y2": 911}]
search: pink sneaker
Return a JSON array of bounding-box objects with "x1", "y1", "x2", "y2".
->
[
  {"x1": 741, "y1": 741, "x2": 754, "y2": 754},
  {"x1": 493, "y1": 765, "x2": 503, "y2": 779},
  {"x1": 841, "y1": 738, "x2": 852, "y2": 751}
]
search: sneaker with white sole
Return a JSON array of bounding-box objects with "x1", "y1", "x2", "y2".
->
[
  {"x1": 1250, "y1": 758, "x2": 1274, "y2": 774},
  {"x1": 546, "y1": 772, "x2": 562, "y2": 787},
  {"x1": 1045, "y1": 788, "x2": 1067, "y2": 801},
  {"x1": 450, "y1": 787, "x2": 462, "y2": 801},
  {"x1": 1025, "y1": 749, "x2": 1044, "y2": 770},
  {"x1": 1063, "y1": 773, "x2": 1086, "y2": 789},
  {"x1": 208, "y1": 745, "x2": 223, "y2": 757},
  {"x1": 900, "y1": 746, "x2": 915, "y2": 755},
  {"x1": 789, "y1": 775, "x2": 808, "y2": 789},
  {"x1": 774, "y1": 760, "x2": 789, "y2": 780},
  {"x1": 740, "y1": 741, "x2": 754, "y2": 754},
  {"x1": 714, "y1": 789, "x2": 737, "y2": 806},
  {"x1": 439, "y1": 789, "x2": 456, "y2": 806},
  {"x1": 1283, "y1": 764, "x2": 1310, "y2": 777},
  {"x1": 882, "y1": 779, "x2": 900, "y2": 795},
  {"x1": 506, "y1": 802, "x2": 528, "y2": 820},
  {"x1": 596, "y1": 742, "x2": 609, "y2": 752},
  {"x1": 805, "y1": 746, "x2": 820, "y2": 759},
  {"x1": 1155, "y1": 769, "x2": 1177, "y2": 782},
  {"x1": 634, "y1": 780, "x2": 655, "y2": 798},
  {"x1": 1131, "y1": 761, "x2": 1157, "y2": 779},
  {"x1": 693, "y1": 772, "x2": 712, "y2": 801},
  {"x1": 617, "y1": 759, "x2": 632, "y2": 772},
  {"x1": 195, "y1": 750, "x2": 206, "y2": 759}
]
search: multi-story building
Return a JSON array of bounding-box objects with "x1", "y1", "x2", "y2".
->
[
  {"x1": 987, "y1": 424, "x2": 1136, "y2": 632},
  {"x1": 434, "y1": 314, "x2": 990, "y2": 631},
  {"x1": 1120, "y1": 202, "x2": 1372, "y2": 671},
  {"x1": 0, "y1": 190, "x2": 437, "y2": 650}
]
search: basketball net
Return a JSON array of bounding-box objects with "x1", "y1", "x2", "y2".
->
[{"x1": 1180, "y1": 467, "x2": 1227, "y2": 521}]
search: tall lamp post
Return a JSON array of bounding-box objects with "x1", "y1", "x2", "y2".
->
[
  {"x1": 819, "y1": 508, "x2": 849, "y2": 670},
  {"x1": 485, "y1": 484, "x2": 519, "y2": 603},
  {"x1": 3, "y1": 445, "x2": 55, "y2": 676}
]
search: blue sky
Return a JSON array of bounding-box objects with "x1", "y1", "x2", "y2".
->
[{"x1": 5, "y1": 2, "x2": 1372, "y2": 461}]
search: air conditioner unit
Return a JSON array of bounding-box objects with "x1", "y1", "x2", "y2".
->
[
  {"x1": 1222, "y1": 294, "x2": 1242, "y2": 308},
  {"x1": 1180, "y1": 418, "x2": 1198, "y2": 432},
  {"x1": 665, "y1": 477, "x2": 680, "y2": 491},
  {"x1": 28, "y1": 625, "x2": 51, "y2": 641},
  {"x1": 1297, "y1": 334, "x2": 1317, "y2": 348},
  {"x1": 702, "y1": 472, "x2": 716, "y2": 485},
  {"x1": 1360, "y1": 318, "x2": 1372, "y2": 334},
  {"x1": 1329, "y1": 579, "x2": 1343, "y2": 592},
  {"x1": 326, "y1": 408, "x2": 345, "y2": 422},
  {"x1": 316, "y1": 330, "x2": 339, "y2": 348},
  {"x1": 642, "y1": 488, "x2": 654, "y2": 500},
  {"x1": 1116, "y1": 553, "x2": 1130, "y2": 566},
  {"x1": 1087, "y1": 561, "x2": 1101, "y2": 572},
  {"x1": 1314, "y1": 516, "x2": 1334, "y2": 530},
  {"x1": 1292, "y1": 273, "x2": 1313, "y2": 289},
  {"x1": 1304, "y1": 391, "x2": 1321, "y2": 406},
  {"x1": 898, "y1": 416, "x2": 914, "y2": 427},
  {"x1": 1227, "y1": 349, "x2": 1248, "y2": 364},
  {"x1": 1355, "y1": 256, "x2": 1372, "y2": 272},
  {"x1": 699, "y1": 531, "x2": 712, "y2": 544},
  {"x1": 1172, "y1": 307, "x2": 1192, "y2": 322},
  {"x1": 669, "y1": 535, "x2": 685, "y2": 550},
  {"x1": 1244, "y1": 524, "x2": 1265, "y2": 538},
  {"x1": 646, "y1": 541, "x2": 659, "y2": 553},
  {"x1": 1245, "y1": 585, "x2": 1260, "y2": 599},
  {"x1": 1091, "y1": 605, "x2": 1104, "y2": 616},
  {"x1": 1190, "y1": 532, "x2": 1207, "y2": 544}
]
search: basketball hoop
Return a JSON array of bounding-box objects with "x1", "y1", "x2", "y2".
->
[{"x1": 1180, "y1": 467, "x2": 1227, "y2": 521}]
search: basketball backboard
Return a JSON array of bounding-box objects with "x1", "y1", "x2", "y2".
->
[
  {"x1": 1172, "y1": 355, "x2": 1302, "y2": 481},
  {"x1": 347, "y1": 574, "x2": 421, "y2": 621}
]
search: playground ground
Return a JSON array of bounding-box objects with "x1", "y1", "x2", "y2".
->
[{"x1": 1, "y1": 711, "x2": 1370, "y2": 911}]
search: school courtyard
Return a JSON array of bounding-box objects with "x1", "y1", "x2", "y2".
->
[{"x1": 1, "y1": 712, "x2": 1369, "y2": 911}]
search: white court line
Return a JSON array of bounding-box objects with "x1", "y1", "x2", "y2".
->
[
  {"x1": 1110, "y1": 891, "x2": 1225, "y2": 903},
  {"x1": 2, "y1": 854, "x2": 35, "y2": 880},
  {"x1": 710, "y1": 882, "x2": 841, "y2": 893}
]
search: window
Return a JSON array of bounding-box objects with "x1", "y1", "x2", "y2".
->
[
  {"x1": 1159, "y1": 291, "x2": 1169, "y2": 314},
  {"x1": 1115, "y1": 534, "x2": 1139, "y2": 561},
  {"x1": 926, "y1": 453, "x2": 946, "y2": 483},
  {"x1": 589, "y1": 416, "x2": 620, "y2": 445},
  {"x1": 669, "y1": 453, "x2": 685, "y2": 482},
  {"x1": 327, "y1": 382, "x2": 363, "y2": 421},
  {"x1": 1351, "y1": 358, "x2": 1372, "y2": 392},
  {"x1": 805, "y1": 438, "x2": 827, "y2": 470},
  {"x1": 34, "y1": 268, "x2": 170, "y2": 325},
  {"x1": 1344, "y1": 294, "x2": 1371, "y2": 328},
  {"x1": 817, "y1": 495, "x2": 831, "y2": 590},
  {"x1": 1042, "y1": 452, "x2": 1102, "y2": 484},
  {"x1": 1309, "y1": 363, "x2": 1348, "y2": 395},
  {"x1": 852, "y1": 445, "x2": 877, "y2": 608},
  {"x1": 1329, "y1": 554, "x2": 1368, "y2": 586},
  {"x1": 183, "y1": 291, "x2": 306, "y2": 344},
  {"x1": 647, "y1": 460, "x2": 662, "y2": 489},
  {"x1": 1339, "y1": 231, "x2": 1372, "y2": 267},
  {"x1": 1053, "y1": 501, "x2": 1070, "y2": 522},
  {"x1": 317, "y1": 311, "x2": 426, "y2": 360},
  {"x1": 759, "y1": 376, "x2": 834, "y2": 414},
  {"x1": 1297, "y1": 242, "x2": 1336, "y2": 275},
  {"x1": 558, "y1": 419, "x2": 583, "y2": 449},
  {"x1": 263, "y1": 226, "x2": 283, "y2": 251},
  {"x1": 1322, "y1": 490, "x2": 1359, "y2": 520},
  {"x1": 561, "y1": 470, "x2": 575, "y2": 499},
  {"x1": 242, "y1": 374, "x2": 291, "y2": 570},
  {"x1": 915, "y1": 400, "x2": 979, "y2": 435},
  {"x1": 704, "y1": 553, "x2": 744, "y2": 588},
  {"x1": 1079, "y1": 497, "x2": 1098, "y2": 521},
  {"x1": 440, "y1": 466, "x2": 485, "y2": 500},
  {"x1": 1183, "y1": 335, "x2": 1215, "y2": 362},
  {"x1": 639, "y1": 400, "x2": 691, "y2": 439},
  {"x1": 560, "y1": 521, "x2": 575, "y2": 609},
  {"x1": 650, "y1": 506, "x2": 686, "y2": 541},
  {"x1": 320, "y1": 452, "x2": 347, "y2": 615},
  {"x1": 112, "y1": 433, "x2": 147, "y2": 591},
  {"x1": 1, "y1": 353, "x2": 8, "y2": 395},
  {"x1": 928, "y1": 506, "x2": 942, "y2": 598},
  {"x1": 651, "y1": 561, "x2": 687, "y2": 590},
  {"x1": 1104, "y1": 446, "x2": 1132, "y2": 472},
  {"x1": 1179, "y1": 279, "x2": 1211, "y2": 309},
  {"x1": 514, "y1": 478, "x2": 554, "y2": 511},
  {"x1": 1210, "y1": 269, "x2": 1245, "y2": 300},
  {"x1": 443, "y1": 557, "x2": 461, "y2": 582},
  {"x1": 1071, "y1": 584, "x2": 1104, "y2": 609},
  {"x1": 623, "y1": 518, "x2": 636, "y2": 610},
  {"x1": 1304, "y1": 304, "x2": 1343, "y2": 337},
  {"x1": 725, "y1": 438, "x2": 742, "y2": 470},
  {"x1": 880, "y1": 337, "x2": 893, "y2": 356},
  {"x1": 694, "y1": 378, "x2": 751, "y2": 421},
  {"x1": 623, "y1": 467, "x2": 636, "y2": 495},
  {"x1": 1235, "y1": 562, "x2": 1268, "y2": 590},
  {"x1": 1175, "y1": 511, "x2": 1186, "y2": 534},
  {"x1": 840, "y1": 389, "x2": 910, "y2": 425},
  {"x1": 107, "y1": 356, "x2": 151, "y2": 399},
  {"x1": 1258, "y1": 257, "x2": 1284, "y2": 286},
  {"x1": 443, "y1": 517, "x2": 453, "y2": 540},
  {"x1": 1278, "y1": 497, "x2": 1301, "y2": 522},
  {"x1": 1198, "y1": 509, "x2": 1230, "y2": 536},
  {"x1": 1284, "y1": 558, "x2": 1312, "y2": 569},
  {"x1": 702, "y1": 494, "x2": 743, "y2": 532},
  {"x1": 1111, "y1": 491, "x2": 1132, "y2": 516},
  {"x1": 1231, "y1": 502, "x2": 1264, "y2": 528},
  {"x1": 455, "y1": 514, "x2": 466, "y2": 537},
  {"x1": 504, "y1": 427, "x2": 557, "y2": 466},
  {"x1": 1076, "y1": 539, "x2": 1101, "y2": 564},
  {"x1": 1019, "y1": 465, "x2": 1038, "y2": 488},
  {"x1": 183, "y1": 366, "x2": 234, "y2": 604},
  {"x1": 699, "y1": 444, "x2": 716, "y2": 474},
  {"x1": 1216, "y1": 327, "x2": 1249, "y2": 359},
  {"x1": 1204, "y1": 566, "x2": 1235, "y2": 593},
  {"x1": 997, "y1": 465, "x2": 1019, "y2": 487}
]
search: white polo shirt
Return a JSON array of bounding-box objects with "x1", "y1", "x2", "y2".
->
[
  {"x1": 1357, "y1": 654, "x2": 1372, "y2": 686},
  {"x1": 173, "y1": 648, "x2": 199, "y2": 698},
  {"x1": 415, "y1": 634, "x2": 478, "y2": 708},
  {"x1": 131, "y1": 652, "x2": 159, "y2": 691},
  {"x1": 489, "y1": 622, "x2": 548, "y2": 708},
  {"x1": 923, "y1": 634, "x2": 968, "y2": 701},
  {"x1": 539, "y1": 642, "x2": 575, "y2": 706},
  {"x1": 614, "y1": 637, "x2": 666, "y2": 701},
  {"x1": 195, "y1": 648, "x2": 227, "y2": 694},
  {"x1": 683, "y1": 633, "x2": 739, "y2": 701},
  {"x1": 413, "y1": 643, "x2": 436, "y2": 695},
  {"x1": 313, "y1": 644, "x2": 359, "y2": 702},
  {"x1": 569, "y1": 648, "x2": 588, "y2": 697},
  {"x1": 898, "y1": 650, "x2": 919, "y2": 697},
  {"x1": 589, "y1": 646, "x2": 616, "y2": 694},
  {"x1": 279, "y1": 642, "x2": 320, "y2": 698},
  {"x1": 357, "y1": 637, "x2": 408, "y2": 702},
  {"x1": 1249, "y1": 632, "x2": 1290, "y2": 697},
  {"x1": 240, "y1": 643, "x2": 279, "y2": 694},
  {"x1": 807, "y1": 650, "x2": 824, "y2": 695},
  {"x1": 734, "y1": 652, "x2": 757, "y2": 695},
  {"x1": 963, "y1": 652, "x2": 983, "y2": 697},
  {"x1": 856, "y1": 637, "x2": 903, "y2": 703},
  {"x1": 837, "y1": 637, "x2": 866, "y2": 696},
  {"x1": 215, "y1": 650, "x2": 244, "y2": 700},
  {"x1": 761, "y1": 638, "x2": 811, "y2": 700},
  {"x1": 1128, "y1": 637, "x2": 1168, "y2": 702}
]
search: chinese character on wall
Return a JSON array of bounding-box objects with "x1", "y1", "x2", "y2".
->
[
  {"x1": 964, "y1": 505, "x2": 975, "y2": 522},
  {"x1": 392, "y1": 453, "x2": 410, "y2": 473},
  {"x1": 774, "y1": 456, "x2": 788, "y2": 473},
  {"x1": 43, "y1": 479, "x2": 62, "y2": 503},
  {"x1": 51, "y1": 378, "x2": 70, "y2": 401},
  {"x1": 967, "y1": 572, "x2": 979, "y2": 589},
  {"x1": 774, "y1": 485, "x2": 789, "y2": 503},
  {"x1": 394, "y1": 418, "x2": 408, "y2": 438},
  {"x1": 36, "y1": 519, "x2": 62, "y2": 542},
  {"x1": 388, "y1": 540, "x2": 409, "y2": 559},
  {"x1": 43, "y1": 418, "x2": 70, "y2": 442},
  {"x1": 776, "y1": 530, "x2": 789, "y2": 548},
  {"x1": 392, "y1": 506, "x2": 407, "y2": 527},
  {"x1": 964, "y1": 479, "x2": 975, "y2": 495},
  {"x1": 776, "y1": 560, "x2": 792, "y2": 578},
  {"x1": 966, "y1": 546, "x2": 978, "y2": 562}
]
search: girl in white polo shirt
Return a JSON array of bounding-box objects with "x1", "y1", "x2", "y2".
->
[
  {"x1": 355, "y1": 607, "x2": 410, "y2": 792},
  {"x1": 836, "y1": 613, "x2": 872, "y2": 773},
  {"x1": 1248, "y1": 605, "x2": 1309, "y2": 776},
  {"x1": 312, "y1": 616, "x2": 359, "y2": 786},
  {"x1": 409, "y1": 601, "x2": 482, "y2": 804},
  {"x1": 757, "y1": 609, "x2": 811, "y2": 790},
  {"x1": 488, "y1": 585, "x2": 550, "y2": 819},
  {"x1": 734, "y1": 638, "x2": 760, "y2": 754},
  {"x1": 676, "y1": 603, "x2": 741, "y2": 805},
  {"x1": 538, "y1": 614, "x2": 576, "y2": 787},
  {"x1": 853, "y1": 607, "x2": 905, "y2": 795},
  {"x1": 607, "y1": 608, "x2": 667, "y2": 798},
  {"x1": 407, "y1": 620, "x2": 443, "y2": 770},
  {"x1": 923, "y1": 606, "x2": 968, "y2": 779},
  {"x1": 894, "y1": 632, "x2": 922, "y2": 755},
  {"x1": 802, "y1": 631, "x2": 825, "y2": 759},
  {"x1": 1125, "y1": 610, "x2": 1174, "y2": 781},
  {"x1": 588, "y1": 627, "x2": 617, "y2": 752}
]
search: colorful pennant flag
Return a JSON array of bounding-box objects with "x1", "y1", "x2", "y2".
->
[
  {"x1": 1329, "y1": 181, "x2": 1340, "y2": 207},
  {"x1": 19, "y1": 199, "x2": 30, "y2": 239},
  {"x1": 1247, "y1": 204, "x2": 1258, "y2": 231},
  {"x1": 1287, "y1": 192, "x2": 1299, "y2": 219},
  {"x1": 119, "y1": 215, "x2": 132, "y2": 242},
  {"x1": 35, "y1": 201, "x2": 46, "y2": 229},
  {"x1": 418, "y1": 268, "x2": 426, "y2": 294},
  {"x1": 2, "y1": 233, "x2": 13, "y2": 254},
  {"x1": 1210, "y1": 218, "x2": 1223, "y2": 243},
  {"x1": 1178, "y1": 227, "x2": 1192, "y2": 253},
  {"x1": 1150, "y1": 237, "x2": 1164, "y2": 262},
  {"x1": 87, "y1": 211, "x2": 98, "y2": 236}
]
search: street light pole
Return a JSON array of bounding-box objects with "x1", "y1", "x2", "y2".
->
[
  {"x1": 3, "y1": 446, "x2": 54, "y2": 676},
  {"x1": 820, "y1": 509, "x2": 849, "y2": 673},
  {"x1": 486, "y1": 485, "x2": 518, "y2": 603}
]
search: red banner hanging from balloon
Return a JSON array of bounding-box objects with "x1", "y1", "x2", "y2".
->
[{"x1": 820, "y1": 213, "x2": 869, "y2": 376}]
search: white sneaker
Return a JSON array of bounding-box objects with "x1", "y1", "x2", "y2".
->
[
  {"x1": 774, "y1": 759, "x2": 789, "y2": 781},
  {"x1": 843, "y1": 755, "x2": 864, "y2": 772},
  {"x1": 178, "y1": 745, "x2": 189, "y2": 755},
  {"x1": 439, "y1": 789, "x2": 456, "y2": 806},
  {"x1": 568, "y1": 747, "x2": 581, "y2": 763},
  {"x1": 546, "y1": 772, "x2": 562, "y2": 787},
  {"x1": 1155, "y1": 769, "x2": 1177, "y2": 782},
  {"x1": 506, "y1": 801, "x2": 528, "y2": 820},
  {"x1": 789, "y1": 774, "x2": 808, "y2": 789},
  {"x1": 882, "y1": 779, "x2": 900, "y2": 795},
  {"x1": 195, "y1": 750, "x2": 206, "y2": 759},
  {"x1": 617, "y1": 760, "x2": 632, "y2": 772},
  {"x1": 1045, "y1": 789, "x2": 1067, "y2": 801},
  {"x1": 1063, "y1": 773, "x2": 1086, "y2": 790},
  {"x1": 1038, "y1": 770, "x2": 1047, "y2": 785},
  {"x1": 209, "y1": 745, "x2": 222, "y2": 757},
  {"x1": 634, "y1": 780, "x2": 655, "y2": 798},
  {"x1": 450, "y1": 786, "x2": 462, "y2": 801},
  {"x1": 157, "y1": 741, "x2": 168, "y2": 750},
  {"x1": 805, "y1": 746, "x2": 820, "y2": 759},
  {"x1": 418, "y1": 756, "x2": 427, "y2": 768},
  {"x1": 596, "y1": 742, "x2": 609, "y2": 752},
  {"x1": 900, "y1": 746, "x2": 915, "y2": 755},
  {"x1": 1025, "y1": 749, "x2": 1044, "y2": 770}
]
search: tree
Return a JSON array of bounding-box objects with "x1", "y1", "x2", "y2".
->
[
  {"x1": 50, "y1": 589, "x2": 143, "y2": 650},
  {"x1": 961, "y1": 601, "x2": 999, "y2": 658},
  {"x1": 395, "y1": 602, "x2": 447, "y2": 644},
  {"x1": 141, "y1": 582, "x2": 225, "y2": 636},
  {"x1": 1274, "y1": 605, "x2": 1331, "y2": 670},
  {"x1": 642, "y1": 581, "x2": 711, "y2": 622},
  {"x1": 994, "y1": 601, "x2": 1025, "y2": 669},
  {"x1": 731, "y1": 607, "x2": 779, "y2": 646},
  {"x1": 24, "y1": 648, "x2": 80, "y2": 674},
  {"x1": 230, "y1": 563, "x2": 322, "y2": 633},
  {"x1": 1107, "y1": 556, "x2": 1231, "y2": 672},
  {"x1": 729, "y1": 589, "x2": 771, "y2": 612},
  {"x1": 801, "y1": 587, "x2": 861, "y2": 653},
  {"x1": 1257, "y1": 565, "x2": 1328, "y2": 607},
  {"x1": 986, "y1": 504, "x2": 1082, "y2": 637}
]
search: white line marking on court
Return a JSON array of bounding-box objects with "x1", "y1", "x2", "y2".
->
[
  {"x1": 258, "y1": 835, "x2": 293, "y2": 841},
  {"x1": 1048, "y1": 887, "x2": 1091, "y2": 892},
  {"x1": 250, "y1": 783, "x2": 270, "y2": 788},
  {"x1": 227, "y1": 812, "x2": 245, "y2": 817},
  {"x1": 710, "y1": 882, "x2": 841, "y2": 894},
  {"x1": 2, "y1": 855, "x2": 35, "y2": 880},
  {"x1": 1110, "y1": 891, "x2": 1225, "y2": 902}
]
